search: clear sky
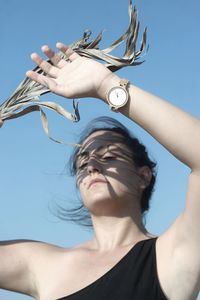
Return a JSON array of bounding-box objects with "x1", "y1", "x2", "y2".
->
[{"x1": 0, "y1": 0, "x2": 200, "y2": 299}]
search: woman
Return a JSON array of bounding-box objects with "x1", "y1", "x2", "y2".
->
[{"x1": 0, "y1": 43, "x2": 200, "y2": 299}]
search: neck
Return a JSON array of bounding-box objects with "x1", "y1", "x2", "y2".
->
[{"x1": 90, "y1": 213, "x2": 149, "y2": 251}]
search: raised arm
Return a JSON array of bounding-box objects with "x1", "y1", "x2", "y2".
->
[
  {"x1": 27, "y1": 44, "x2": 200, "y2": 298},
  {"x1": 26, "y1": 44, "x2": 200, "y2": 171}
]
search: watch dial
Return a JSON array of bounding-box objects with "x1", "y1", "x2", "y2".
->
[{"x1": 109, "y1": 87, "x2": 127, "y2": 106}]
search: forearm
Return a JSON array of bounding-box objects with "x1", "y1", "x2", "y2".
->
[
  {"x1": 100, "y1": 74, "x2": 200, "y2": 171},
  {"x1": 25, "y1": 45, "x2": 200, "y2": 171}
]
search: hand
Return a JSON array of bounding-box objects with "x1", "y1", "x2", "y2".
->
[{"x1": 26, "y1": 43, "x2": 115, "y2": 101}]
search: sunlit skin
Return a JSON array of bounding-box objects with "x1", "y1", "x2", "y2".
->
[
  {"x1": 0, "y1": 39, "x2": 199, "y2": 299},
  {"x1": 75, "y1": 130, "x2": 152, "y2": 223}
]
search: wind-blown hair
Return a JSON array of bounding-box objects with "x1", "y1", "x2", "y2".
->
[{"x1": 57, "y1": 117, "x2": 157, "y2": 227}]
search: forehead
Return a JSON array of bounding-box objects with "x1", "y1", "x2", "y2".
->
[{"x1": 77, "y1": 130, "x2": 127, "y2": 155}]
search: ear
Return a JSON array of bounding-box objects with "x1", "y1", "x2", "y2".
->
[{"x1": 138, "y1": 166, "x2": 152, "y2": 190}]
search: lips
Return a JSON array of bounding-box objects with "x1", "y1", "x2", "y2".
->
[{"x1": 88, "y1": 178, "x2": 108, "y2": 189}]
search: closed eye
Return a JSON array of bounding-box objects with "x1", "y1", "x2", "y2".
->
[
  {"x1": 102, "y1": 155, "x2": 116, "y2": 160},
  {"x1": 80, "y1": 163, "x2": 87, "y2": 168}
]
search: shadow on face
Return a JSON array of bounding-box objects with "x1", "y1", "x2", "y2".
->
[{"x1": 73, "y1": 131, "x2": 146, "y2": 215}]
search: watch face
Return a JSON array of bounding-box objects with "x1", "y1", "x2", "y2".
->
[{"x1": 108, "y1": 87, "x2": 128, "y2": 107}]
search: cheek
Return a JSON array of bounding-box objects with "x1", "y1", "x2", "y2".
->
[
  {"x1": 109, "y1": 165, "x2": 140, "y2": 192},
  {"x1": 78, "y1": 183, "x2": 85, "y2": 197},
  {"x1": 116, "y1": 163, "x2": 138, "y2": 179},
  {"x1": 77, "y1": 177, "x2": 90, "y2": 201},
  {"x1": 75, "y1": 169, "x2": 89, "y2": 187}
]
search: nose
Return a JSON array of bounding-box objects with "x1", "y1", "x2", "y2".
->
[{"x1": 87, "y1": 158, "x2": 102, "y2": 174}]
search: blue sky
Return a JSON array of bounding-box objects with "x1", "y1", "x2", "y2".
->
[{"x1": 0, "y1": 0, "x2": 200, "y2": 299}]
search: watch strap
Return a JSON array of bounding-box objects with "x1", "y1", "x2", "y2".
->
[{"x1": 119, "y1": 78, "x2": 129, "y2": 89}]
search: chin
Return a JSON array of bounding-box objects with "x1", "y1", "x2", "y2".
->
[{"x1": 83, "y1": 193, "x2": 113, "y2": 210}]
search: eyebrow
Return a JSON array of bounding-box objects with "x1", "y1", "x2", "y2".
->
[
  {"x1": 76, "y1": 144, "x2": 129, "y2": 162},
  {"x1": 77, "y1": 144, "x2": 114, "y2": 156}
]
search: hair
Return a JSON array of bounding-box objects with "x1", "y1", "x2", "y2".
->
[{"x1": 57, "y1": 116, "x2": 157, "y2": 227}]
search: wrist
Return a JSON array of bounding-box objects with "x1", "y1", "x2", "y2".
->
[
  {"x1": 97, "y1": 73, "x2": 130, "y2": 112},
  {"x1": 96, "y1": 73, "x2": 121, "y2": 103}
]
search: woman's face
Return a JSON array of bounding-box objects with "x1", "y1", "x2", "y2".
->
[{"x1": 75, "y1": 130, "x2": 144, "y2": 215}]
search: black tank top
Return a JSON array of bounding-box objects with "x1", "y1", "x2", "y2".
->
[{"x1": 57, "y1": 238, "x2": 167, "y2": 300}]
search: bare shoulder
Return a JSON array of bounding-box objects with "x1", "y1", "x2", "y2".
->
[
  {"x1": 0, "y1": 239, "x2": 74, "y2": 298},
  {"x1": 19, "y1": 239, "x2": 77, "y2": 263},
  {"x1": 25, "y1": 239, "x2": 94, "y2": 272},
  {"x1": 1, "y1": 239, "x2": 69, "y2": 256},
  {"x1": 21, "y1": 238, "x2": 94, "y2": 262},
  {"x1": 29, "y1": 240, "x2": 97, "y2": 299}
]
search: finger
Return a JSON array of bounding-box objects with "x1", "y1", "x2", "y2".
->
[
  {"x1": 41, "y1": 45, "x2": 66, "y2": 68},
  {"x1": 56, "y1": 42, "x2": 80, "y2": 62},
  {"x1": 26, "y1": 70, "x2": 54, "y2": 88},
  {"x1": 26, "y1": 70, "x2": 61, "y2": 95},
  {"x1": 30, "y1": 53, "x2": 58, "y2": 78}
]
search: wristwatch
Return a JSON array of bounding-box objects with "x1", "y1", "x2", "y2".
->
[{"x1": 107, "y1": 79, "x2": 129, "y2": 111}]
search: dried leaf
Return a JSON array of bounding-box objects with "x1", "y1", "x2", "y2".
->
[{"x1": 0, "y1": 0, "x2": 148, "y2": 144}]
